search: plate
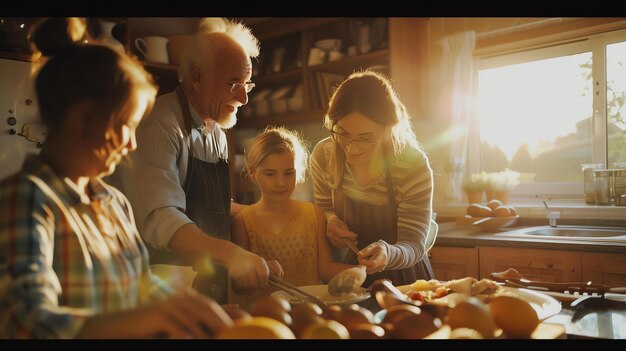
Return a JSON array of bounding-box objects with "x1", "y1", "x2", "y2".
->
[
  {"x1": 271, "y1": 284, "x2": 370, "y2": 306},
  {"x1": 394, "y1": 285, "x2": 561, "y2": 321}
]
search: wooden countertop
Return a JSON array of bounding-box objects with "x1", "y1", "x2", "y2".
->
[{"x1": 435, "y1": 222, "x2": 626, "y2": 254}]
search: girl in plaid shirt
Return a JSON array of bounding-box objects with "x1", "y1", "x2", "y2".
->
[{"x1": 0, "y1": 18, "x2": 232, "y2": 338}]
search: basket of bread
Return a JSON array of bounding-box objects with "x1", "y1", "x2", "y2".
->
[{"x1": 459, "y1": 199, "x2": 519, "y2": 229}]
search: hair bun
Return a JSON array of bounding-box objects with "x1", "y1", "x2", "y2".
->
[{"x1": 30, "y1": 17, "x2": 87, "y2": 57}]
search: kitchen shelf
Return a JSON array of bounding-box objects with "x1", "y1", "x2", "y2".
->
[
  {"x1": 307, "y1": 49, "x2": 389, "y2": 75},
  {"x1": 0, "y1": 51, "x2": 34, "y2": 62},
  {"x1": 254, "y1": 68, "x2": 303, "y2": 86},
  {"x1": 241, "y1": 18, "x2": 392, "y2": 131}
]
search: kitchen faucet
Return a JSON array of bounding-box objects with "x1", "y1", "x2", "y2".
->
[{"x1": 543, "y1": 201, "x2": 560, "y2": 227}]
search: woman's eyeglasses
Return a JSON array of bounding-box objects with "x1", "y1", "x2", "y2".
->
[
  {"x1": 229, "y1": 82, "x2": 255, "y2": 94},
  {"x1": 330, "y1": 129, "x2": 383, "y2": 151}
]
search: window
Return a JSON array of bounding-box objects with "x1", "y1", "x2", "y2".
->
[{"x1": 470, "y1": 29, "x2": 626, "y2": 199}]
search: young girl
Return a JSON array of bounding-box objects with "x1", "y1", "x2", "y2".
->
[
  {"x1": 231, "y1": 126, "x2": 355, "y2": 302},
  {"x1": 0, "y1": 18, "x2": 231, "y2": 338}
]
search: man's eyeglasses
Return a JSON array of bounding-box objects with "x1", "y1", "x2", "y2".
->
[
  {"x1": 229, "y1": 82, "x2": 255, "y2": 94},
  {"x1": 330, "y1": 129, "x2": 383, "y2": 151}
]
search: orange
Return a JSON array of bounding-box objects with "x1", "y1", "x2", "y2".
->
[
  {"x1": 300, "y1": 319, "x2": 350, "y2": 339},
  {"x1": 216, "y1": 316, "x2": 296, "y2": 339}
]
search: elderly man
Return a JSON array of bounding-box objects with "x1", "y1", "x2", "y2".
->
[{"x1": 111, "y1": 18, "x2": 269, "y2": 304}]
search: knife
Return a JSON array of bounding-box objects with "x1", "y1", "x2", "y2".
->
[{"x1": 342, "y1": 237, "x2": 361, "y2": 256}]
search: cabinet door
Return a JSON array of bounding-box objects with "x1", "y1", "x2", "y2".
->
[
  {"x1": 479, "y1": 247, "x2": 582, "y2": 282},
  {"x1": 429, "y1": 246, "x2": 478, "y2": 280},
  {"x1": 582, "y1": 252, "x2": 626, "y2": 287}
]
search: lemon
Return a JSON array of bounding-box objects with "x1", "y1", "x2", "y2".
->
[
  {"x1": 216, "y1": 316, "x2": 296, "y2": 339},
  {"x1": 489, "y1": 295, "x2": 539, "y2": 338},
  {"x1": 300, "y1": 319, "x2": 350, "y2": 339}
]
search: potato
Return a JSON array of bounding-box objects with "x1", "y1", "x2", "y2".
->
[
  {"x1": 390, "y1": 311, "x2": 441, "y2": 339},
  {"x1": 381, "y1": 304, "x2": 422, "y2": 325},
  {"x1": 347, "y1": 323, "x2": 386, "y2": 339}
]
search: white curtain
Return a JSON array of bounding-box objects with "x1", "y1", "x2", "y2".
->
[{"x1": 434, "y1": 30, "x2": 476, "y2": 202}]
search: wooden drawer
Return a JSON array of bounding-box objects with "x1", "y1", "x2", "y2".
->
[
  {"x1": 429, "y1": 246, "x2": 479, "y2": 280},
  {"x1": 479, "y1": 247, "x2": 582, "y2": 282}
]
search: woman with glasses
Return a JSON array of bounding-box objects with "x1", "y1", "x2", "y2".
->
[
  {"x1": 109, "y1": 18, "x2": 271, "y2": 304},
  {"x1": 309, "y1": 70, "x2": 436, "y2": 287}
]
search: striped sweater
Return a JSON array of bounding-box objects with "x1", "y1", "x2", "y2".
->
[{"x1": 309, "y1": 137, "x2": 434, "y2": 270}]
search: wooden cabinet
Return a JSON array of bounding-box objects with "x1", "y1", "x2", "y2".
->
[
  {"x1": 582, "y1": 252, "x2": 626, "y2": 287},
  {"x1": 479, "y1": 246, "x2": 582, "y2": 282},
  {"x1": 433, "y1": 245, "x2": 626, "y2": 288},
  {"x1": 429, "y1": 246, "x2": 479, "y2": 280}
]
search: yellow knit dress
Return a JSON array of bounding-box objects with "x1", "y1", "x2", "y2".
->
[{"x1": 231, "y1": 200, "x2": 321, "y2": 308}]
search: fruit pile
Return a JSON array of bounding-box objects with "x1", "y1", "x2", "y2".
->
[
  {"x1": 216, "y1": 295, "x2": 382, "y2": 339},
  {"x1": 466, "y1": 199, "x2": 517, "y2": 218},
  {"x1": 215, "y1": 277, "x2": 547, "y2": 339}
]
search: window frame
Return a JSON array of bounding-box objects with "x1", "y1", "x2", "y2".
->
[{"x1": 469, "y1": 28, "x2": 626, "y2": 200}]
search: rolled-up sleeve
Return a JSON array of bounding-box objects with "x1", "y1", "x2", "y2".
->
[
  {"x1": 385, "y1": 147, "x2": 434, "y2": 269},
  {"x1": 118, "y1": 103, "x2": 192, "y2": 250}
]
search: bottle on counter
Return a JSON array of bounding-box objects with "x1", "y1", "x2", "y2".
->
[{"x1": 594, "y1": 169, "x2": 612, "y2": 206}]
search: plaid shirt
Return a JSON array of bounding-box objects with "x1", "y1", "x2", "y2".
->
[{"x1": 0, "y1": 155, "x2": 173, "y2": 338}]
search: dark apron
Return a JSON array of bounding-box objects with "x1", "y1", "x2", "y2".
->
[
  {"x1": 175, "y1": 86, "x2": 231, "y2": 304},
  {"x1": 332, "y1": 155, "x2": 434, "y2": 287}
]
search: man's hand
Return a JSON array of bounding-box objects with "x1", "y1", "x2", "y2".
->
[
  {"x1": 228, "y1": 248, "x2": 270, "y2": 293},
  {"x1": 267, "y1": 259, "x2": 284, "y2": 278}
]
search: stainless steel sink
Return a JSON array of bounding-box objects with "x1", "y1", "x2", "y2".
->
[{"x1": 494, "y1": 225, "x2": 626, "y2": 242}]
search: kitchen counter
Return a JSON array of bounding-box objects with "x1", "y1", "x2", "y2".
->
[
  {"x1": 434, "y1": 221, "x2": 626, "y2": 254},
  {"x1": 355, "y1": 293, "x2": 626, "y2": 339},
  {"x1": 425, "y1": 220, "x2": 626, "y2": 339}
]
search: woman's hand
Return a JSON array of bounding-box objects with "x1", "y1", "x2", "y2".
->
[
  {"x1": 267, "y1": 259, "x2": 284, "y2": 278},
  {"x1": 228, "y1": 248, "x2": 270, "y2": 293},
  {"x1": 326, "y1": 217, "x2": 358, "y2": 248},
  {"x1": 357, "y1": 241, "x2": 389, "y2": 274},
  {"x1": 78, "y1": 288, "x2": 233, "y2": 339}
]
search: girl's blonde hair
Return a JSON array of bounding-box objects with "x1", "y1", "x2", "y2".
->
[{"x1": 244, "y1": 126, "x2": 309, "y2": 184}]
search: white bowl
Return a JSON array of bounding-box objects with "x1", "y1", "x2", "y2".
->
[{"x1": 315, "y1": 38, "x2": 342, "y2": 51}]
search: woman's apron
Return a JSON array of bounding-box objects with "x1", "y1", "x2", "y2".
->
[
  {"x1": 332, "y1": 157, "x2": 434, "y2": 287},
  {"x1": 174, "y1": 86, "x2": 231, "y2": 304}
]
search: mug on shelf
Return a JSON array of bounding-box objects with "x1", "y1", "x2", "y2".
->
[
  {"x1": 308, "y1": 47, "x2": 326, "y2": 66},
  {"x1": 135, "y1": 36, "x2": 169, "y2": 64}
]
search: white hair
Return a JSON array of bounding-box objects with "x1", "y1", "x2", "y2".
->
[{"x1": 179, "y1": 18, "x2": 260, "y2": 85}]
